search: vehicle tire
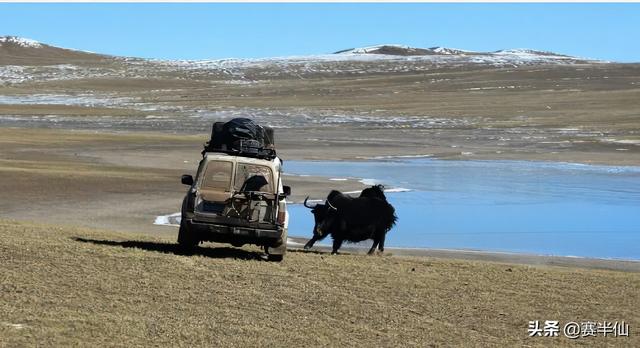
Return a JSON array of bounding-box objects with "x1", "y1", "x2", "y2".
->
[
  {"x1": 267, "y1": 253, "x2": 284, "y2": 262},
  {"x1": 177, "y1": 219, "x2": 198, "y2": 253},
  {"x1": 266, "y1": 242, "x2": 285, "y2": 262}
]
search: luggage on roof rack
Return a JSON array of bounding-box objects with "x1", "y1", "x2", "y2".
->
[{"x1": 203, "y1": 118, "x2": 276, "y2": 160}]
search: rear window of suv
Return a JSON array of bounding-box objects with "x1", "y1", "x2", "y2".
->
[
  {"x1": 202, "y1": 161, "x2": 233, "y2": 190},
  {"x1": 234, "y1": 163, "x2": 274, "y2": 193}
]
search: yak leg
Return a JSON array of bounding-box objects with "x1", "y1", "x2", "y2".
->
[
  {"x1": 331, "y1": 238, "x2": 344, "y2": 255},
  {"x1": 368, "y1": 239, "x2": 380, "y2": 255},
  {"x1": 304, "y1": 234, "x2": 324, "y2": 250},
  {"x1": 365, "y1": 225, "x2": 379, "y2": 255},
  {"x1": 378, "y1": 234, "x2": 386, "y2": 253}
]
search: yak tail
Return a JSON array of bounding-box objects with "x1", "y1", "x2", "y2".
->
[{"x1": 382, "y1": 203, "x2": 398, "y2": 233}]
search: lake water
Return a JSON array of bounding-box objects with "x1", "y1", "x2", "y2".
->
[{"x1": 284, "y1": 159, "x2": 640, "y2": 260}]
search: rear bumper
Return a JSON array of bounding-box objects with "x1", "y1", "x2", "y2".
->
[{"x1": 185, "y1": 218, "x2": 284, "y2": 246}]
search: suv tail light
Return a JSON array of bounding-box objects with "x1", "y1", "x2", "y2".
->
[{"x1": 277, "y1": 211, "x2": 286, "y2": 225}]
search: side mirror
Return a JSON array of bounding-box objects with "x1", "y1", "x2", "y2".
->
[
  {"x1": 181, "y1": 174, "x2": 194, "y2": 186},
  {"x1": 283, "y1": 186, "x2": 291, "y2": 197}
]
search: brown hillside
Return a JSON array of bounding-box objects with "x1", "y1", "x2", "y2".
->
[{"x1": 0, "y1": 36, "x2": 112, "y2": 65}]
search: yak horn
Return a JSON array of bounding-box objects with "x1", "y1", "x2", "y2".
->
[
  {"x1": 326, "y1": 199, "x2": 337, "y2": 211},
  {"x1": 303, "y1": 196, "x2": 315, "y2": 208}
]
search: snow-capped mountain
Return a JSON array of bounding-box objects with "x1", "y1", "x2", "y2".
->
[
  {"x1": 335, "y1": 44, "x2": 473, "y2": 56},
  {"x1": 0, "y1": 37, "x2": 607, "y2": 85},
  {"x1": 334, "y1": 44, "x2": 589, "y2": 61},
  {"x1": 335, "y1": 45, "x2": 437, "y2": 56},
  {"x1": 429, "y1": 47, "x2": 472, "y2": 55},
  {"x1": 0, "y1": 36, "x2": 43, "y2": 48}
]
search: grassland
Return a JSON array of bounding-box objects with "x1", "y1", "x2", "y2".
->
[{"x1": 1, "y1": 219, "x2": 638, "y2": 347}]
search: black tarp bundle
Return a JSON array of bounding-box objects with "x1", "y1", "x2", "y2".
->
[{"x1": 204, "y1": 118, "x2": 275, "y2": 159}]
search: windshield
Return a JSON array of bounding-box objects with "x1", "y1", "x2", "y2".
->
[
  {"x1": 201, "y1": 161, "x2": 233, "y2": 190},
  {"x1": 233, "y1": 163, "x2": 274, "y2": 193}
]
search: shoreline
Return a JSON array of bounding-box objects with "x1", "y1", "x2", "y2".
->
[
  {"x1": 2, "y1": 126, "x2": 638, "y2": 272},
  {"x1": 152, "y1": 154, "x2": 640, "y2": 269},
  {"x1": 151, "y1": 215, "x2": 640, "y2": 269},
  {"x1": 8, "y1": 215, "x2": 640, "y2": 273},
  {"x1": 286, "y1": 236, "x2": 640, "y2": 272},
  {"x1": 148, "y1": 221, "x2": 640, "y2": 272}
]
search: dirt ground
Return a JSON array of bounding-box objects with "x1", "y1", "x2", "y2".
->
[
  {"x1": 1, "y1": 220, "x2": 638, "y2": 347},
  {"x1": 0, "y1": 127, "x2": 373, "y2": 237},
  {"x1": 2, "y1": 62, "x2": 640, "y2": 166}
]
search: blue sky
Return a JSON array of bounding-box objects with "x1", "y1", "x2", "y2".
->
[{"x1": 1, "y1": 3, "x2": 638, "y2": 62}]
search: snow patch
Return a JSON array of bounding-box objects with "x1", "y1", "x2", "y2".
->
[
  {"x1": 154, "y1": 212, "x2": 181, "y2": 227},
  {"x1": 286, "y1": 238, "x2": 305, "y2": 247},
  {"x1": 430, "y1": 46, "x2": 472, "y2": 54},
  {"x1": 364, "y1": 154, "x2": 433, "y2": 160},
  {"x1": 385, "y1": 187, "x2": 412, "y2": 193},
  {"x1": 359, "y1": 178, "x2": 381, "y2": 186},
  {"x1": 0, "y1": 36, "x2": 42, "y2": 48},
  {"x1": 337, "y1": 44, "x2": 412, "y2": 54},
  {"x1": 0, "y1": 93, "x2": 144, "y2": 109},
  {"x1": 602, "y1": 138, "x2": 640, "y2": 145}
]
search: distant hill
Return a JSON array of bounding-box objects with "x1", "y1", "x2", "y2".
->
[
  {"x1": 335, "y1": 45, "x2": 440, "y2": 56},
  {"x1": 335, "y1": 45, "x2": 474, "y2": 56},
  {"x1": 0, "y1": 37, "x2": 606, "y2": 85},
  {"x1": 0, "y1": 36, "x2": 113, "y2": 65},
  {"x1": 334, "y1": 44, "x2": 582, "y2": 60}
]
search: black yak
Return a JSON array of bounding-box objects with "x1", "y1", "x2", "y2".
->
[
  {"x1": 303, "y1": 185, "x2": 397, "y2": 254},
  {"x1": 359, "y1": 184, "x2": 387, "y2": 200}
]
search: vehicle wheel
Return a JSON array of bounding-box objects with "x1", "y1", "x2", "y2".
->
[
  {"x1": 177, "y1": 219, "x2": 198, "y2": 253},
  {"x1": 267, "y1": 253, "x2": 284, "y2": 262},
  {"x1": 266, "y1": 243, "x2": 285, "y2": 262}
]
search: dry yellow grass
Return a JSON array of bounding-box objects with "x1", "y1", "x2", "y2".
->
[{"x1": 1, "y1": 219, "x2": 638, "y2": 347}]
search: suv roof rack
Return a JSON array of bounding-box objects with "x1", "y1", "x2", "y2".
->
[{"x1": 203, "y1": 147, "x2": 277, "y2": 161}]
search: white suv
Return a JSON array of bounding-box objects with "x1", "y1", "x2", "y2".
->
[{"x1": 179, "y1": 153, "x2": 290, "y2": 261}]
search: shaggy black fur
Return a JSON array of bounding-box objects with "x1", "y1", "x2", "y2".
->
[
  {"x1": 304, "y1": 185, "x2": 397, "y2": 254},
  {"x1": 359, "y1": 184, "x2": 387, "y2": 201}
]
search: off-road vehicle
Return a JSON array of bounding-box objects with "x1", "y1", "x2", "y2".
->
[{"x1": 178, "y1": 119, "x2": 290, "y2": 261}]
